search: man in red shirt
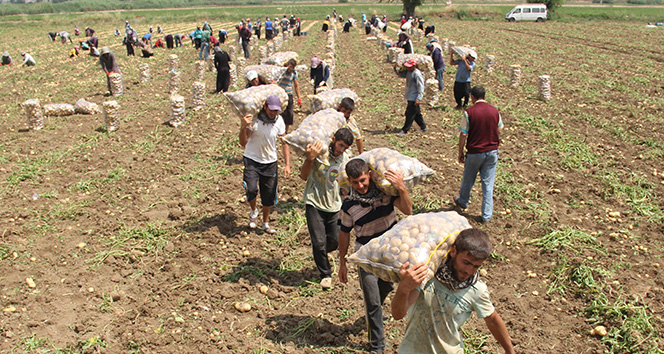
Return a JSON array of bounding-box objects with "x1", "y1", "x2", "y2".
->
[{"x1": 454, "y1": 85, "x2": 503, "y2": 223}]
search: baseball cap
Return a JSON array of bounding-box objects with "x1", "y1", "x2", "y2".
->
[
  {"x1": 468, "y1": 51, "x2": 477, "y2": 59},
  {"x1": 404, "y1": 58, "x2": 417, "y2": 67},
  {"x1": 100, "y1": 46, "x2": 111, "y2": 55},
  {"x1": 265, "y1": 95, "x2": 281, "y2": 111},
  {"x1": 246, "y1": 70, "x2": 258, "y2": 81}
]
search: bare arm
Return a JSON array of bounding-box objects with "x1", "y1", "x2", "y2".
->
[
  {"x1": 458, "y1": 132, "x2": 467, "y2": 163},
  {"x1": 239, "y1": 114, "x2": 253, "y2": 147},
  {"x1": 385, "y1": 170, "x2": 412, "y2": 215},
  {"x1": 299, "y1": 140, "x2": 324, "y2": 181},
  {"x1": 392, "y1": 262, "x2": 427, "y2": 320},
  {"x1": 463, "y1": 56, "x2": 472, "y2": 71},
  {"x1": 338, "y1": 230, "x2": 351, "y2": 284},
  {"x1": 281, "y1": 135, "x2": 291, "y2": 178},
  {"x1": 484, "y1": 311, "x2": 515, "y2": 354},
  {"x1": 355, "y1": 137, "x2": 364, "y2": 155},
  {"x1": 449, "y1": 51, "x2": 455, "y2": 66}
]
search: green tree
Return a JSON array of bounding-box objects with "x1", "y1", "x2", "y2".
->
[
  {"x1": 528, "y1": 0, "x2": 564, "y2": 11},
  {"x1": 403, "y1": 0, "x2": 423, "y2": 18}
]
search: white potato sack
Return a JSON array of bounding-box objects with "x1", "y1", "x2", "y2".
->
[
  {"x1": 261, "y1": 51, "x2": 299, "y2": 66},
  {"x1": 282, "y1": 108, "x2": 346, "y2": 165},
  {"x1": 348, "y1": 211, "x2": 471, "y2": 283},
  {"x1": 74, "y1": 99, "x2": 101, "y2": 115},
  {"x1": 23, "y1": 98, "x2": 44, "y2": 130},
  {"x1": 223, "y1": 84, "x2": 288, "y2": 118},
  {"x1": 243, "y1": 64, "x2": 287, "y2": 83},
  {"x1": 395, "y1": 53, "x2": 434, "y2": 73},
  {"x1": 43, "y1": 103, "x2": 75, "y2": 117},
  {"x1": 451, "y1": 46, "x2": 477, "y2": 61},
  {"x1": 337, "y1": 148, "x2": 435, "y2": 196},
  {"x1": 310, "y1": 88, "x2": 360, "y2": 113}
]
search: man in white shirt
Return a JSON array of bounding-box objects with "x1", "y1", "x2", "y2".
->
[{"x1": 239, "y1": 95, "x2": 291, "y2": 234}]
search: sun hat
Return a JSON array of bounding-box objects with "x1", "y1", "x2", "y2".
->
[
  {"x1": 246, "y1": 70, "x2": 258, "y2": 81},
  {"x1": 265, "y1": 95, "x2": 282, "y2": 111},
  {"x1": 100, "y1": 46, "x2": 111, "y2": 55},
  {"x1": 404, "y1": 58, "x2": 417, "y2": 67}
]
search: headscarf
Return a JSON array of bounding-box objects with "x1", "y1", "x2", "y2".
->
[{"x1": 311, "y1": 55, "x2": 322, "y2": 69}]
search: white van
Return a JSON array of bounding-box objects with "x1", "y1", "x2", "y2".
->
[{"x1": 505, "y1": 4, "x2": 548, "y2": 22}]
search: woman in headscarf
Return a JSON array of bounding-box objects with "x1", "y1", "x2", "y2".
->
[{"x1": 309, "y1": 55, "x2": 330, "y2": 94}]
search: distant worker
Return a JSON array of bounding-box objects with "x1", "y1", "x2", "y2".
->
[
  {"x1": 1, "y1": 51, "x2": 12, "y2": 66},
  {"x1": 59, "y1": 31, "x2": 73, "y2": 44},
  {"x1": 99, "y1": 47, "x2": 121, "y2": 95},
  {"x1": 21, "y1": 52, "x2": 36, "y2": 66},
  {"x1": 213, "y1": 46, "x2": 232, "y2": 93}
]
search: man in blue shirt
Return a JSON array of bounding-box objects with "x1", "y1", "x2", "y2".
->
[
  {"x1": 451, "y1": 51, "x2": 476, "y2": 110},
  {"x1": 265, "y1": 17, "x2": 274, "y2": 40}
]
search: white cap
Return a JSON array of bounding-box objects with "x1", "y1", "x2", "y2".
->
[{"x1": 246, "y1": 70, "x2": 258, "y2": 81}]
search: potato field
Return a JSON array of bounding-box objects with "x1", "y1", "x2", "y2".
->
[{"x1": 0, "y1": 5, "x2": 663, "y2": 354}]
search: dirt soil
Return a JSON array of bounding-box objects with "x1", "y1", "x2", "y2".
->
[{"x1": 0, "y1": 15, "x2": 662, "y2": 354}]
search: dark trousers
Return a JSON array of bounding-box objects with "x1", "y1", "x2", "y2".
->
[
  {"x1": 194, "y1": 38, "x2": 201, "y2": 49},
  {"x1": 454, "y1": 81, "x2": 471, "y2": 107},
  {"x1": 165, "y1": 35, "x2": 174, "y2": 49},
  {"x1": 242, "y1": 40, "x2": 250, "y2": 59},
  {"x1": 125, "y1": 43, "x2": 134, "y2": 56},
  {"x1": 305, "y1": 205, "x2": 339, "y2": 279},
  {"x1": 216, "y1": 68, "x2": 230, "y2": 93},
  {"x1": 359, "y1": 267, "x2": 393, "y2": 352},
  {"x1": 243, "y1": 157, "x2": 278, "y2": 207},
  {"x1": 402, "y1": 100, "x2": 426, "y2": 133},
  {"x1": 266, "y1": 29, "x2": 273, "y2": 40}
]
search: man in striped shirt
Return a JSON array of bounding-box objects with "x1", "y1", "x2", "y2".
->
[
  {"x1": 338, "y1": 159, "x2": 413, "y2": 354},
  {"x1": 277, "y1": 59, "x2": 302, "y2": 133}
]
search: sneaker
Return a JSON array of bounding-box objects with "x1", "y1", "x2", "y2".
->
[
  {"x1": 249, "y1": 217, "x2": 258, "y2": 229},
  {"x1": 453, "y1": 196, "x2": 467, "y2": 210},
  {"x1": 320, "y1": 277, "x2": 332, "y2": 290},
  {"x1": 396, "y1": 130, "x2": 407, "y2": 136},
  {"x1": 370, "y1": 350, "x2": 384, "y2": 354},
  {"x1": 419, "y1": 127, "x2": 427, "y2": 133},
  {"x1": 262, "y1": 224, "x2": 277, "y2": 234}
]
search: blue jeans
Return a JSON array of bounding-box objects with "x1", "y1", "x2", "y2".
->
[
  {"x1": 458, "y1": 150, "x2": 499, "y2": 221},
  {"x1": 436, "y1": 67, "x2": 445, "y2": 91},
  {"x1": 199, "y1": 42, "x2": 209, "y2": 60}
]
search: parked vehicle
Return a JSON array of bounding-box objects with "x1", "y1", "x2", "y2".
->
[{"x1": 505, "y1": 4, "x2": 548, "y2": 22}]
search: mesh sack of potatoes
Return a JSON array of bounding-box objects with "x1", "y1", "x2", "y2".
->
[
  {"x1": 223, "y1": 84, "x2": 288, "y2": 118},
  {"x1": 395, "y1": 53, "x2": 434, "y2": 73},
  {"x1": 169, "y1": 70, "x2": 180, "y2": 95},
  {"x1": 310, "y1": 88, "x2": 360, "y2": 113},
  {"x1": 192, "y1": 81, "x2": 206, "y2": 111},
  {"x1": 138, "y1": 63, "x2": 150, "y2": 82},
  {"x1": 23, "y1": 98, "x2": 44, "y2": 130},
  {"x1": 261, "y1": 51, "x2": 299, "y2": 66},
  {"x1": 195, "y1": 60, "x2": 206, "y2": 81},
  {"x1": 74, "y1": 99, "x2": 101, "y2": 115},
  {"x1": 109, "y1": 73, "x2": 124, "y2": 96},
  {"x1": 451, "y1": 46, "x2": 477, "y2": 61},
  {"x1": 43, "y1": 103, "x2": 75, "y2": 117},
  {"x1": 337, "y1": 148, "x2": 435, "y2": 196},
  {"x1": 169, "y1": 94, "x2": 186, "y2": 127},
  {"x1": 282, "y1": 108, "x2": 346, "y2": 165},
  {"x1": 168, "y1": 54, "x2": 179, "y2": 72},
  {"x1": 103, "y1": 101, "x2": 120, "y2": 132},
  {"x1": 348, "y1": 211, "x2": 471, "y2": 284},
  {"x1": 243, "y1": 64, "x2": 287, "y2": 84}
]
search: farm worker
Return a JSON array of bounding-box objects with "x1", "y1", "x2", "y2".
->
[
  {"x1": 209, "y1": 34, "x2": 219, "y2": 48},
  {"x1": 74, "y1": 25, "x2": 80, "y2": 36},
  {"x1": 239, "y1": 23, "x2": 252, "y2": 59},
  {"x1": 392, "y1": 228, "x2": 515, "y2": 354},
  {"x1": 394, "y1": 58, "x2": 426, "y2": 136},
  {"x1": 1, "y1": 51, "x2": 12, "y2": 66},
  {"x1": 273, "y1": 17, "x2": 279, "y2": 35},
  {"x1": 99, "y1": 47, "x2": 121, "y2": 95},
  {"x1": 281, "y1": 15, "x2": 289, "y2": 32},
  {"x1": 48, "y1": 32, "x2": 58, "y2": 41},
  {"x1": 213, "y1": 46, "x2": 231, "y2": 93},
  {"x1": 124, "y1": 21, "x2": 131, "y2": 32},
  {"x1": 338, "y1": 158, "x2": 413, "y2": 354},
  {"x1": 203, "y1": 21, "x2": 212, "y2": 32},
  {"x1": 425, "y1": 24, "x2": 435, "y2": 36},
  {"x1": 79, "y1": 40, "x2": 89, "y2": 51},
  {"x1": 114, "y1": 29, "x2": 120, "y2": 36},
  {"x1": 69, "y1": 46, "x2": 79, "y2": 58},
  {"x1": 218, "y1": 29, "x2": 227, "y2": 44},
  {"x1": 199, "y1": 26, "x2": 211, "y2": 60},
  {"x1": 245, "y1": 70, "x2": 260, "y2": 88},
  {"x1": 87, "y1": 35, "x2": 98, "y2": 49},
  {"x1": 265, "y1": 17, "x2": 274, "y2": 40},
  {"x1": 86, "y1": 27, "x2": 96, "y2": 37},
  {"x1": 174, "y1": 33, "x2": 183, "y2": 47},
  {"x1": 454, "y1": 85, "x2": 502, "y2": 223},
  {"x1": 343, "y1": 19, "x2": 352, "y2": 33},
  {"x1": 322, "y1": 18, "x2": 329, "y2": 32},
  {"x1": 450, "y1": 50, "x2": 476, "y2": 110},
  {"x1": 427, "y1": 40, "x2": 445, "y2": 91},
  {"x1": 59, "y1": 31, "x2": 73, "y2": 44},
  {"x1": 361, "y1": 12, "x2": 367, "y2": 28},
  {"x1": 140, "y1": 39, "x2": 154, "y2": 58},
  {"x1": 149, "y1": 26, "x2": 153, "y2": 34},
  {"x1": 254, "y1": 18, "x2": 262, "y2": 39},
  {"x1": 164, "y1": 33, "x2": 174, "y2": 49},
  {"x1": 397, "y1": 31, "x2": 413, "y2": 54},
  {"x1": 157, "y1": 26, "x2": 163, "y2": 34},
  {"x1": 193, "y1": 27, "x2": 202, "y2": 49},
  {"x1": 277, "y1": 58, "x2": 302, "y2": 133},
  {"x1": 382, "y1": 15, "x2": 388, "y2": 33},
  {"x1": 309, "y1": 55, "x2": 329, "y2": 94},
  {"x1": 300, "y1": 127, "x2": 354, "y2": 290},
  {"x1": 123, "y1": 35, "x2": 135, "y2": 56},
  {"x1": 239, "y1": 95, "x2": 291, "y2": 234},
  {"x1": 337, "y1": 97, "x2": 364, "y2": 155},
  {"x1": 21, "y1": 52, "x2": 36, "y2": 66}
]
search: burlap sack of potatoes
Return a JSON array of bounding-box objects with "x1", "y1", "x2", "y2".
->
[
  {"x1": 43, "y1": 103, "x2": 75, "y2": 117},
  {"x1": 74, "y1": 99, "x2": 101, "y2": 115},
  {"x1": 309, "y1": 88, "x2": 360, "y2": 113},
  {"x1": 282, "y1": 108, "x2": 346, "y2": 165},
  {"x1": 261, "y1": 51, "x2": 299, "y2": 66},
  {"x1": 348, "y1": 211, "x2": 471, "y2": 284},
  {"x1": 223, "y1": 84, "x2": 288, "y2": 118},
  {"x1": 337, "y1": 148, "x2": 435, "y2": 196}
]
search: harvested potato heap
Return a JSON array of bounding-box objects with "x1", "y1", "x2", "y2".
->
[
  {"x1": 424, "y1": 79, "x2": 439, "y2": 106},
  {"x1": 103, "y1": 101, "x2": 120, "y2": 132},
  {"x1": 396, "y1": 53, "x2": 434, "y2": 77},
  {"x1": 273, "y1": 36, "x2": 283, "y2": 50},
  {"x1": 229, "y1": 63, "x2": 237, "y2": 89},
  {"x1": 168, "y1": 54, "x2": 178, "y2": 72},
  {"x1": 266, "y1": 41, "x2": 274, "y2": 57},
  {"x1": 258, "y1": 46, "x2": 267, "y2": 61},
  {"x1": 235, "y1": 57, "x2": 246, "y2": 83},
  {"x1": 243, "y1": 64, "x2": 287, "y2": 83},
  {"x1": 262, "y1": 51, "x2": 298, "y2": 66},
  {"x1": 510, "y1": 64, "x2": 521, "y2": 87},
  {"x1": 139, "y1": 63, "x2": 150, "y2": 82},
  {"x1": 388, "y1": 47, "x2": 405, "y2": 63},
  {"x1": 169, "y1": 94, "x2": 186, "y2": 127},
  {"x1": 484, "y1": 54, "x2": 495, "y2": 73},
  {"x1": 195, "y1": 60, "x2": 206, "y2": 81},
  {"x1": 109, "y1": 72, "x2": 124, "y2": 96},
  {"x1": 283, "y1": 108, "x2": 346, "y2": 165},
  {"x1": 43, "y1": 103, "x2": 75, "y2": 117},
  {"x1": 223, "y1": 84, "x2": 288, "y2": 118},
  {"x1": 169, "y1": 70, "x2": 180, "y2": 95},
  {"x1": 228, "y1": 45, "x2": 237, "y2": 61},
  {"x1": 309, "y1": 88, "x2": 360, "y2": 113},
  {"x1": 192, "y1": 81, "x2": 206, "y2": 111},
  {"x1": 23, "y1": 99, "x2": 44, "y2": 130},
  {"x1": 348, "y1": 211, "x2": 471, "y2": 284},
  {"x1": 442, "y1": 38, "x2": 449, "y2": 52},
  {"x1": 539, "y1": 75, "x2": 551, "y2": 101},
  {"x1": 324, "y1": 59, "x2": 335, "y2": 89},
  {"x1": 74, "y1": 99, "x2": 100, "y2": 115},
  {"x1": 337, "y1": 148, "x2": 435, "y2": 196}
]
